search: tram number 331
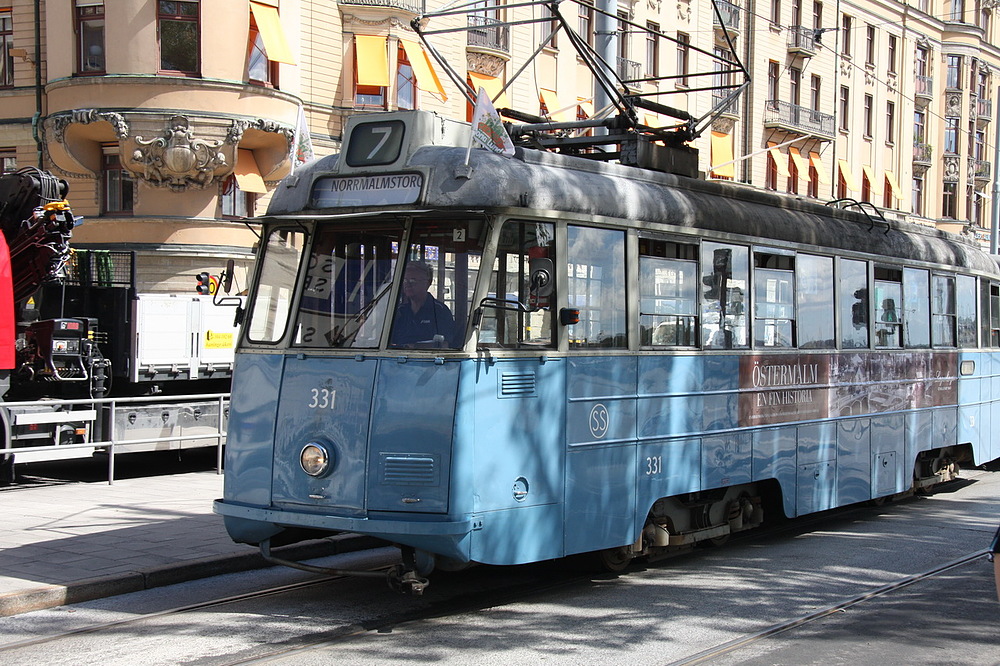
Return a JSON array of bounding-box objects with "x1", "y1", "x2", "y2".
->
[
  {"x1": 645, "y1": 455, "x2": 662, "y2": 476},
  {"x1": 309, "y1": 388, "x2": 337, "y2": 410}
]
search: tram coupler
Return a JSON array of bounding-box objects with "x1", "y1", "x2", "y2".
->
[
  {"x1": 258, "y1": 539, "x2": 387, "y2": 580},
  {"x1": 386, "y1": 546, "x2": 431, "y2": 595}
]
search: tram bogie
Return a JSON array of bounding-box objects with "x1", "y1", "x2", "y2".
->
[{"x1": 214, "y1": 109, "x2": 1000, "y2": 591}]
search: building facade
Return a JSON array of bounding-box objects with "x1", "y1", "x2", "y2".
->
[{"x1": 0, "y1": 0, "x2": 996, "y2": 299}]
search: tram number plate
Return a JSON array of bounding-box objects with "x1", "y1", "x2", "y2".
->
[
  {"x1": 309, "y1": 388, "x2": 337, "y2": 410},
  {"x1": 645, "y1": 455, "x2": 662, "y2": 476}
]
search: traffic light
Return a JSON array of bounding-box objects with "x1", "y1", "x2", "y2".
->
[{"x1": 196, "y1": 272, "x2": 211, "y2": 295}]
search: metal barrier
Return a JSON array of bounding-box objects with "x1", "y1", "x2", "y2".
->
[{"x1": 0, "y1": 393, "x2": 229, "y2": 484}]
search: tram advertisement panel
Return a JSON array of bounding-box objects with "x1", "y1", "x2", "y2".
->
[{"x1": 738, "y1": 352, "x2": 957, "y2": 427}]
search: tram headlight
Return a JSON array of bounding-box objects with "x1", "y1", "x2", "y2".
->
[{"x1": 300, "y1": 442, "x2": 332, "y2": 477}]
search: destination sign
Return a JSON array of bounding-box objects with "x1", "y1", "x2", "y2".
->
[{"x1": 311, "y1": 173, "x2": 423, "y2": 208}]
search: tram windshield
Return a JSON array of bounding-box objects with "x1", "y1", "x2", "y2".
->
[{"x1": 256, "y1": 216, "x2": 486, "y2": 350}]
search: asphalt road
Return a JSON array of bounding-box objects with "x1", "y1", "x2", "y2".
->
[{"x1": 1, "y1": 467, "x2": 997, "y2": 666}]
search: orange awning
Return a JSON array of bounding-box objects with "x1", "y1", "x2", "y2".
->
[
  {"x1": 540, "y1": 88, "x2": 573, "y2": 122},
  {"x1": 788, "y1": 146, "x2": 809, "y2": 178},
  {"x1": 766, "y1": 142, "x2": 791, "y2": 178},
  {"x1": 250, "y1": 2, "x2": 295, "y2": 65},
  {"x1": 862, "y1": 164, "x2": 877, "y2": 189},
  {"x1": 838, "y1": 159, "x2": 858, "y2": 191},
  {"x1": 468, "y1": 71, "x2": 509, "y2": 108},
  {"x1": 810, "y1": 152, "x2": 831, "y2": 185},
  {"x1": 885, "y1": 170, "x2": 902, "y2": 201},
  {"x1": 355, "y1": 35, "x2": 390, "y2": 87},
  {"x1": 710, "y1": 131, "x2": 735, "y2": 178},
  {"x1": 234, "y1": 149, "x2": 267, "y2": 193},
  {"x1": 577, "y1": 97, "x2": 594, "y2": 118},
  {"x1": 400, "y1": 39, "x2": 447, "y2": 101}
]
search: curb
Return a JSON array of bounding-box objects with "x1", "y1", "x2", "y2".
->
[{"x1": 0, "y1": 534, "x2": 382, "y2": 617}]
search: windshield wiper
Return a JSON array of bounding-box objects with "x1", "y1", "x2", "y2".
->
[{"x1": 327, "y1": 282, "x2": 393, "y2": 347}]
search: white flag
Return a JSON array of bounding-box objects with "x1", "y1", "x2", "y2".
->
[
  {"x1": 292, "y1": 105, "x2": 314, "y2": 173},
  {"x1": 471, "y1": 87, "x2": 515, "y2": 157}
]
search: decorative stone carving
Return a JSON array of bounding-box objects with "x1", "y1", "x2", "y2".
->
[
  {"x1": 943, "y1": 155, "x2": 960, "y2": 182},
  {"x1": 227, "y1": 118, "x2": 295, "y2": 149},
  {"x1": 676, "y1": 1, "x2": 691, "y2": 21},
  {"x1": 51, "y1": 109, "x2": 129, "y2": 143},
  {"x1": 946, "y1": 93, "x2": 962, "y2": 116},
  {"x1": 711, "y1": 116, "x2": 736, "y2": 135},
  {"x1": 131, "y1": 116, "x2": 227, "y2": 191},
  {"x1": 468, "y1": 52, "x2": 506, "y2": 77}
]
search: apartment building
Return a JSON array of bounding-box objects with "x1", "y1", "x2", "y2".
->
[{"x1": 0, "y1": 0, "x2": 996, "y2": 298}]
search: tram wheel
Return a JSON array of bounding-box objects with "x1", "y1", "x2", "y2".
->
[
  {"x1": 0, "y1": 455, "x2": 14, "y2": 486},
  {"x1": 592, "y1": 546, "x2": 632, "y2": 573}
]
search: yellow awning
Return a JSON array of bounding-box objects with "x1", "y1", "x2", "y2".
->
[
  {"x1": 788, "y1": 146, "x2": 809, "y2": 178},
  {"x1": 400, "y1": 39, "x2": 447, "y2": 101},
  {"x1": 838, "y1": 159, "x2": 858, "y2": 191},
  {"x1": 885, "y1": 170, "x2": 901, "y2": 201},
  {"x1": 810, "y1": 152, "x2": 831, "y2": 185},
  {"x1": 766, "y1": 142, "x2": 791, "y2": 178},
  {"x1": 250, "y1": 2, "x2": 295, "y2": 65},
  {"x1": 862, "y1": 165, "x2": 877, "y2": 190},
  {"x1": 468, "y1": 71, "x2": 509, "y2": 108},
  {"x1": 540, "y1": 89, "x2": 573, "y2": 122},
  {"x1": 355, "y1": 35, "x2": 390, "y2": 87},
  {"x1": 710, "y1": 131, "x2": 735, "y2": 178},
  {"x1": 577, "y1": 98, "x2": 595, "y2": 118},
  {"x1": 234, "y1": 149, "x2": 267, "y2": 194},
  {"x1": 644, "y1": 113, "x2": 661, "y2": 128}
]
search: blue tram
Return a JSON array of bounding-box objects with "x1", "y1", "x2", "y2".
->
[{"x1": 214, "y1": 110, "x2": 1000, "y2": 591}]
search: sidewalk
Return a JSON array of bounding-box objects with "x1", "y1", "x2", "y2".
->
[{"x1": 0, "y1": 471, "x2": 363, "y2": 617}]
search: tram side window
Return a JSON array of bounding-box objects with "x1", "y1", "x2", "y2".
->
[
  {"x1": 246, "y1": 228, "x2": 306, "y2": 344},
  {"x1": 796, "y1": 254, "x2": 835, "y2": 349},
  {"x1": 990, "y1": 283, "x2": 1000, "y2": 346},
  {"x1": 873, "y1": 267, "x2": 903, "y2": 348},
  {"x1": 753, "y1": 252, "x2": 795, "y2": 348},
  {"x1": 902, "y1": 268, "x2": 930, "y2": 347},
  {"x1": 638, "y1": 238, "x2": 698, "y2": 347},
  {"x1": 957, "y1": 274, "x2": 978, "y2": 347},
  {"x1": 390, "y1": 219, "x2": 487, "y2": 349},
  {"x1": 480, "y1": 220, "x2": 555, "y2": 348},
  {"x1": 839, "y1": 258, "x2": 869, "y2": 349},
  {"x1": 567, "y1": 226, "x2": 626, "y2": 348},
  {"x1": 701, "y1": 242, "x2": 748, "y2": 349},
  {"x1": 292, "y1": 225, "x2": 403, "y2": 348},
  {"x1": 931, "y1": 274, "x2": 957, "y2": 347}
]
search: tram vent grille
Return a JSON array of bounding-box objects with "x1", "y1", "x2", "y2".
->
[
  {"x1": 500, "y1": 371, "x2": 537, "y2": 397},
  {"x1": 380, "y1": 454, "x2": 439, "y2": 486}
]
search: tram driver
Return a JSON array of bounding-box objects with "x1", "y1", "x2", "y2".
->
[{"x1": 390, "y1": 260, "x2": 455, "y2": 348}]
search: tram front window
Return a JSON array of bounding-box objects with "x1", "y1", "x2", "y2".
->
[
  {"x1": 292, "y1": 223, "x2": 404, "y2": 348},
  {"x1": 246, "y1": 228, "x2": 307, "y2": 344},
  {"x1": 389, "y1": 219, "x2": 486, "y2": 349}
]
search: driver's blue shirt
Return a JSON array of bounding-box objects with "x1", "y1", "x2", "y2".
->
[{"x1": 390, "y1": 295, "x2": 454, "y2": 347}]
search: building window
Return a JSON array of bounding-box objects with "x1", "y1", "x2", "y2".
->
[
  {"x1": 102, "y1": 149, "x2": 134, "y2": 215},
  {"x1": 886, "y1": 101, "x2": 895, "y2": 144},
  {"x1": 945, "y1": 116, "x2": 959, "y2": 153},
  {"x1": 863, "y1": 94, "x2": 873, "y2": 137},
  {"x1": 247, "y1": 2, "x2": 293, "y2": 87},
  {"x1": 861, "y1": 168, "x2": 871, "y2": 202},
  {"x1": 76, "y1": 2, "x2": 105, "y2": 74},
  {"x1": 947, "y1": 55, "x2": 962, "y2": 89},
  {"x1": 355, "y1": 36, "x2": 388, "y2": 109},
  {"x1": 221, "y1": 175, "x2": 255, "y2": 218},
  {"x1": 950, "y1": 0, "x2": 965, "y2": 22},
  {"x1": 644, "y1": 22, "x2": 659, "y2": 78},
  {"x1": 617, "y1": 11, "x2": 629, "y2": 62},
  {"x1": 0, "y1": 10, "x2": 12, "y2": 88},
  {"x1": 887, "y1": 34, "x2": 897, "y2": 73},
  {"x1": 942, "y1": 182, "x2": 957, "y2": 219},
  {"x1": 810, "y1": 74, "x2": 821, "y2": 111},
  {"x1": 916, "y1": 46, "x2": 928, "y2": 78},
  {"x1": 766, "y1": 152, "x2": 778, "y2": 190},
  {"x1": 865, "y1": 25, "x2": 875, "y2": 65},
  {"x1": 674, "y1": 30, "x2": 687, "y2": 85},
  {"x1": 768, "y1": 61, "x2": 779, "y2": 108},
  {"x1": 841, "y1": 14, "x2": 852, "y2": 56},
  {"x1": 914, "y1": 110, "x2": 926, "y2": 143},
  {"x1": 770, "y1": 0, "x2": 781, "y2": 24},
  {"x1": 912, "y1": 174, "x2": 924, "y2": 215},
  {"x1": 158, "y1": 0, "x2": 199, "y2": 74},
  {"x1": 578, "y1": 0, "x2": 594, "y2": 48},
  {"x1": 812, "y1": 1, "x2": 823, "y2": 30},
  {"x1": 808, "y1": 163, "x2": 819, "y2": 198},
  {"x1": 788, "y1": 153, "x2": 799, "y2": 194},
  {"x1": 544, "y1": 5, "x2": 558, "y2": 49},
  {"x1": 0, "y1": 149, "x2": 15, "y2": 174},
  {"x1": 396, "y1": 44, "x2": 416, "y2": 110},
  {"x1": 790, "y1": 66, "x2": 801, "y2": 105},
  {"x1": 792, "y1": 0, "x2": 802, "y2": 26},
  {"x1": 839, "y1": 86, "x2": 849, "y2": 131}
]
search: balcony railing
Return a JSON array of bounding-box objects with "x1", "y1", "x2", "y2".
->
[
  {"x1": 971, "y1": 158, "x2": 992, "y2": 180},
  {"x1": 978, "y1": 97, "x2": 993, "y2": 121},
  {"x1": 712, "y1": 90, "x2": 741, "y2": 116},
  {"x1": 787, "y1": 26, "x2": 816, "y2": 56},
  {"x1": 713, "y1": 0, "x2": 742, "y2": 32},
  {"x1": 468, "y1": 15, "x2": 510, "y2": 53},
  {"x1": 763, "y1": 100, "x2": 835, "y2": 137},
  {"x1": 617, "y1": 57, "x2": 642, "y2": 87},
  {"x1": 915, "y1": 75, "x2": 933, "y2": 99},
  {"x1": 913, "y1": 142, "x2": 933, "y2": 164}
]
